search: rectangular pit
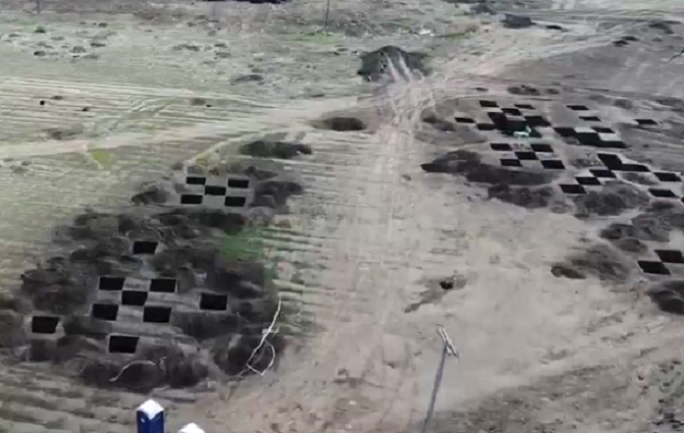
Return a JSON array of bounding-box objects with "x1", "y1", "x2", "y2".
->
[
  {"x1": 541, "y1": 160, "x2": 565, "y2": 170},
  {"x1": 515, "y1": 151, "x2": 538, "y2": 161},
  {"x1": 515, "y1": 104, "x2": 535, "y2": 110},
  {"x1": 99, "y1": 276, "x2": 125, "y2": 291},
  {"x1": 567, "y1": 104, "x2": 589, "y2": 111},
  {"x1": 530, "y1": 143, "x2": 553, "y2": 153},
  {"x1": 655, "y1": 249, "x2": 684, "y2": 264},
  {"x1": 649, "y1": 189, "x2": 678, "y2": 198},
  {"x1": 560, "y1": 184, "x2": 586, "y2": 194},
  {"x1": 133, "y1": 241, "x2": 158, "y2": 255},
  {"x1": 480, "y1": 100, "x2": 498, "y2": 108},
  {"x1": 580, "y1": 116, "x2": 601, "y2": 122},
  {"x1": 180, "y1": 194, "x2": 203, "y2": 205},
  {"x1": 490, "y1": 143, "x2": 513, "y2": 151},
  {"x1": 576, "y1": 176, "x2": 601, "y2": 186},
  {"x1": 31, "y1": 316, "x2": 59, "y2": 334},
  {"x1": 143, "y1": 306, "x2": 172, "y2": 324},
  {"x1": 638, "y1": 260, "x2": 670, "y2": 275},
  {"x1": 199, "y1": 293, "x2": 229, "y2": 311},
  {"x1": 108, "y1": 335, "x2": 139, "y2": 354},
  {"x1": 92, "y1": 303, "x2": 119, "y2": 321},
  {"x1": 500, "y1": 159, "x2": 522, "y2": 167},
  {"x1": 205, "y1": 186, "x2": 227, "y2": 196},
  {"x1": 186, "y1": 176, "x2": 206, "y2": 185},
  {"x1": 149, "y1": 278, "x2": 176, "y2": 293},
  {"x1": 524, "y1": 116, "x2": 551, "y2": 127},
  {"x1": 655, "y1": 172, "x2": 682, "y2": 182},
  {"x1": 455, "y1": 117, "x2": 475, "y2": 124},
  {"x1": 224, "y1": 196, "x2": 247, "y2": 207},
  {"x1": 122, "y1": 290, "x2": 148, "y2": 306},
  {"x1": 589, "y1": 168, "x2": 617, "y2": 178}
]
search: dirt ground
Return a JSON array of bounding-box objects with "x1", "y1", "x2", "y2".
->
[{"x1": 1, "y1": 0, "x2": 684, "y2": 431}]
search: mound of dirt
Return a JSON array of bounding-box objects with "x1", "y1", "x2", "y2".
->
[
  {"x1": 313, "y1": 117, "x2": 366, "y2": 132},
  {"x1": 357, "y1": 46, "x2": 429, "y2": 82},
  {"x1": 5, "y1": 165, "x2": 298, "y2": 391},
  {"x1": 240, "y1": 140, "x2": 313, "y2": 159},
  {"x1": 648, "y1": 280, "x2": 684, "y2": 314},
  {"x1": 487, "y1": 184, "x2": 557, "y2": 209},
  {"x1": 421, "y1": 150, "x2": 552, "y2": 186},
  {"x1": 551, "y1": 244, "x2": 631, "y2": 282},
  {"x1": 599, "y1": 202, "x2": 684, "y2": 251},
  {"x1": 573, "y1": 181, "x2": 650, "y2": 217}
]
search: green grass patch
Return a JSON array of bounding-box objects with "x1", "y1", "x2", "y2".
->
[
  {"x1": 436, "y1": 31, "x2": 473, "y2": 40},
  {"x1": 88, "y1": 149, "x2": 113, "y2": 168},
  {"x1": 222, "y1": 229, "x2": 268, "y2": 261}
]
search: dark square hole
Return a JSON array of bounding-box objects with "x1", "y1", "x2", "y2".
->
[
  {"x1": 186, "y1": 176, "x2": 206, "y2": 185},
  {"x1": 92, "y1": 303, "x2": 119, "y2": 321},
  {"x1": 476, "y1": 123, "x2": 496, "y2": 131},
  {"x1": 149, "y1": 278, "x2": 176, "y2": 293},
  {"x1": 455, "y1": 117, "x2": 475, "y2": 124},
  {"x1": 143, "y1": 306, "x2": 172, "y2": 324},
  {"x1": 228, "y1": 178, "x2": 250, "y2": 189},
  {"x1": 599, "y1": 139, "x2": 627, "y2": 149},
  {"x1": 225, "y1": 196, "x2": 247, "y2": 207},
  {"x1": 541, "y1": 160, "x2": 565, "y2": 170},
  {"x1": 515, "y1": 104, "x2": 535, "y2": 110},
  {"x1": 554, "y1": 127, "x2": 576, "y2": 137},
  {"x1": 589, "y1": 168, "x2": 617, "y2": 178},
  {"x1": 649, "y1": 188, "x2": 678, "y2": 198},
  {"x1": 515, "y1": 151, "x2": 538, "y2": 161},
  {"x1": 567, "y1": 104, "x2": 589, "y2": 111},
  {"x1": 108, "y1": 335, "x2": 139, "y2": 354},
  {"x1": 180, "y1": 194, "x2": 203, "y2": 205},
  {"x1": 638, "y1": 260, "x2": 670, "y2": 275},
  {"x1": 200, "y1": 293, "x2": 229, "y2": 311},
  {"x1": 579, "y1": 116, "x2": 601, "y2": 122},
  {"x1": 490, "y1": 143, "x2": 513, "y2": 151},
  {"x1": 133, "y1": 241, "x2": 157, "y2": 255},
  {"x1": 576, "y1": 132, "x2": 602, "y2": 146},
  {"x1": 655, "y1": 249, "x2": 684, "y2": 264},
  {"x1": 205, "y1": 185, "x2": 227, "y2": 196},
  {"x1": 597, "y1": 153, "x2": 623, "y2": 170},
  {"x1": 531, "y1": 143, "x2": 553, "y2": 153},
  {"x1": 636, "y1": 118, "x2": 658, "y2": 126},
  {"x1": 576, "y1": 176, "x2": 601, "y2": 186},
  {"x1": 99, "y1": 277, "x2": 125, "y2": 291},
  {"x1": 592, "y1": 126, "x2": 614, "y2": 133},
  {"x1": 524, "y1": 116, "x2": 551, "y2": 127},
  {"x1": 503, "y1": 108, "x2": 523, "y2": 116},
  {"x1": 31, "y1": 316, "x2": 59, "y2": 334},
  {"x1": 480, "y1": 100, "x2": 498, "y2": 108},
  {"x1": 655, "y1": 172, "x2": 681, "y2": 182},
  {"x1": 122, "y1": 290, "x2": 148, "y2": 306},
  {"x1": 500, "y1": 159, "x2": 522, "y2": 167},
  {"x1": 619, "y1": 163, "x2": 650, "y2": 173},
  {"x1": 560, "y1": 184, "x2": 586, "y2": 194}
]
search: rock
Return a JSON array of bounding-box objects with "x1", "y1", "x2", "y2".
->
[
  {"x1": 173, "y1": 43, "x2": 201, "y2": 52},
  {"x1": 232, "y1": 74, "x2": 264, "y2": 84},
  {"x1": 33, "y1": 50, "x2": 46, "y2": 57},
  {"x1": 72, "y1": 45, "x2": 86, "y2": 53},
  {"x1": 34, "y1": 26, "x2": 47, "y2": 34},
  {"x1": 215, "y1": 51, "x2": 230, "y2": 58},
  {"x1": 90, "y1": 41, "x2": 106, "y2": 48},
  {"x1": 502, "y1": 14, "x2": 534, "y2": 29},
  {"x1": 471, "y1": 3, "x2": 495, "y2": 14}
]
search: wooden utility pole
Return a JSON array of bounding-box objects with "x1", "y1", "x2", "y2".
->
[
  {"x1": 421, "y1": 327, "x2": 459, "y2": 433},
  {"x1": 323, "y1": 0, "x2": 331, "y2": 32}
]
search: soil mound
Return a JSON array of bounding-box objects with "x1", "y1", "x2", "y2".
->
[
  {"x1": 573, "y1": 181, "x2": 650, "y2": 217},
  {"x1": 239, "y1": 140, "x2": 312, "y2": 159},
  {"x1": 421, "y1": 150, "x2": 552, "y2": 186},
  {"x1": 648, "y1": 280, "x2": 684, "y2": 314},
  {"x1": 551, "y1": 244, "x2": 631, "y2": 282},
  {"x1": 1, "y1": 164, "x2": 300, "y2": 392}
]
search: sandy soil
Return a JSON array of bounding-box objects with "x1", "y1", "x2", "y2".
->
[{"x1": 0, "y1": 0, "x2": 684, "y2": 432}]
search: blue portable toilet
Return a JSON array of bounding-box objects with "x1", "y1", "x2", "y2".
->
[
  {"x1": 136, "y1": 399, "x2": 165, "y2": 433},
  {"x1": 178, "y1": 423, "x2": 206, "y2": 433}
]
